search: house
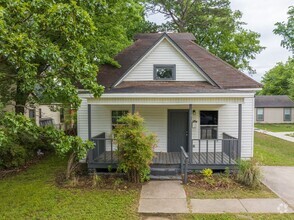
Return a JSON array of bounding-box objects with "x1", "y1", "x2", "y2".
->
[
  {"x1": 255, "y1": 95, "x2": 294, "y2": 123},
  {"x1": 77, "y1": 33, "x2": 262, "y2": 174},
  {"x1": 3, "y1": 103, "x2": 65, "y2": 129}
]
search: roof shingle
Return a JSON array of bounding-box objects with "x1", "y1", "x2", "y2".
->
[{"x1": 255, "y1": 95, "x2": 294, "y2": 108}]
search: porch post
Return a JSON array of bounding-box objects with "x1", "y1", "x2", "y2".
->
[
  {"x1": 87, "y1": 104, "x2": 93, "y2": 162},
  {"x1": 132, "y1": 104, "x2": 136, "y2": 114},
  {"x1": 238, "y1": 104, "x2": 242, "y2": 159},
  {"x1": 188, "y1": 104, "x2": 193, "y2": 162}
]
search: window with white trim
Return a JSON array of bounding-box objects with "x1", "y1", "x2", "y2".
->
[
  {"x1": 200, "y1": 111, "x2": 218, "y2": 139},
  {"x1": 284, "y1": 108, "x2": 291, "y2": 121},
  {"x1": 153, "y1": 65, "x2": 176, "y2": 80},
  {"x1": 112, "y1": 110, "x2": 128, "y2": 129},
  {"x1": 256, "y1": 108, "x2": 264, "y2": 121}
]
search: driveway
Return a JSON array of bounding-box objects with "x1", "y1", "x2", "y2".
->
[{"x1": 261, "y1": 166, "x2": 294, "y2": 208}]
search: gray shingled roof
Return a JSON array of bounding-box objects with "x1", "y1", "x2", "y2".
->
[
  {"x1": 255, "y1": 95, "x2": 294, "y2": 108},
  {"x1": 94, "y1": 33, "x2": 262, "y2": 92}
]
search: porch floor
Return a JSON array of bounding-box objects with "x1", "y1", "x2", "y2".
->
[{"x1": 93, "y1": 151, "x2": 236, "y2": 165}]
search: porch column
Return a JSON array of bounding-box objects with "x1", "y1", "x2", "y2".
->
[
  {"x1": 88, "y1": 104, "x2": 92, "y2": 140},
  {"x1": 132, "y1": 104, "x2": 136, "y2": 114},
  {"x1": 188, "y1": 104, "x2": 193, "y2": 162},
  {"x1": 238, "y1": 104, "x2": 242, "y2": 159}
]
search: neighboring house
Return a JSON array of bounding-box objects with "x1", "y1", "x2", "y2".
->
[
  {"x1": 77, "y1": 33, "x2": 262, "y2": 174},
  {"x1": 3, "y1": 103, "x2": 64, "y2": 128},
  {"x1": 255, "y1": 95, "x2": 294, "y2": 123}
]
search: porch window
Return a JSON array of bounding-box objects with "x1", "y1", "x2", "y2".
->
[
  {"x1": 200, "y1": 111, "x2": 218, "y2": 139},
  {"x1": 153, "y1": 65, "x2": 176, "y2": 80},
  {"x1": 284, "y1": 108, "x2": 291, "y2": 121},
  {"x1": 112, "y1": 110, "x2": 128, "y2": 129},
  {"x1": 256, "y1": 108, "x2": 264, "y2": 121}
]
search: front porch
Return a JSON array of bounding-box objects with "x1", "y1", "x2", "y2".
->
[{"x1": 87, "y1": 132, "x2": 239, "y2": 171}]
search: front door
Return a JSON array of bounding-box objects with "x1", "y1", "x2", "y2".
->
[{"x1": 168, "y1": 110, "x2": 189, "y2": 152}]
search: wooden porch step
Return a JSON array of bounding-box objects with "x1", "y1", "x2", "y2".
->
[
  {"x1": 150, "y1": 167, "x2": 180, "y2": 176},
  {"x1": 149, "y1": 175, "x2": 182, "y2": 180}
]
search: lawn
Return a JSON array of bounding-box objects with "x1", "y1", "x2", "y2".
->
[
  {"x1": 255, "y1": 123, "x2": 294, "y2": 132},
  {"x1": 0, "y1": 155, "x2": 140, "y2": 220},
  {"x1": 254, "y1": 132, "x2": 294, "y2": 166}
]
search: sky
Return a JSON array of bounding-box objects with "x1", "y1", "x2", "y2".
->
[{"x1": 146, "y1": 0, "x2": 293, "y2": 82}]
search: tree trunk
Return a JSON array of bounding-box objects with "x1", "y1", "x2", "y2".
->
[
  {"x1": 15, "y1": 82, "x2": 29, "y2": 115},
  {"x1": 66, "y1": 152, "x2": 76, "y2": 180}
]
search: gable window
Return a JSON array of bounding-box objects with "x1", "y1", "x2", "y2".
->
[
  {"x1": 153, "y1": 65, "x2": 176, "y2": 80},
  {"x1": 112, "y1": 110, "x2": 128, "y2": 129},
  {"x1": 200, "y1": 111, "x2": 218, "y2": 139},
  {"x1": 284, "y1": 108, "x2": 291, "y2": 121},
  {"x1": 256, "y1": 108, "x2": 264, "y2": 121}
]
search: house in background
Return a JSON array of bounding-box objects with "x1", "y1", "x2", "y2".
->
[
  {"x1": 255, "y1": 95, "x2": 294, "y2": 123},
  {"x1": 77, "y1": 33, "x2": 262, "y2": 176}
]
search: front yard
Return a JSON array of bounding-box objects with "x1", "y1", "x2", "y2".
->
[
  {"x1": 0, "y1": 156, "x2": 140, "y2": 220},
  {"x1": 255, "y1": 123, "x2": 294, "y2": 132},
  {"x1": 254, "y1": 132, "x2": 294, "y2": 166}
]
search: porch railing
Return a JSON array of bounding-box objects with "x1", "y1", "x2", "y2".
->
[
  {"x1": 192, "y1": 133, "x2": 240, "y2": 165},
  {"x1": 87, "y1": 132, "x2": 116, "y2": 164}
]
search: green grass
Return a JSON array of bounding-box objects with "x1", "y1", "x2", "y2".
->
[
  {"x1": 0, "y1": 156, "x2": 140, "y2": 220},
  {"x1": 185, "y1": 183, "x2": 276, "y2": 199},
  {"x1": 255, "y1": 123, "x2": 294, "y2": 132},
  {"x1": 254, "y1": 132, "x2": 294, "y2": 166}
]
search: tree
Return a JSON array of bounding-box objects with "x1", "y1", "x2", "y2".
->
[
  {"x1": 146, "y1": 0, "x2": 264, "y2": 73},
  {"x1": 274, "y1": 6, "x2": 294, "y2": 54},
  {"x1": 259, "y1": 58, "x2": 294, "y2": 99},
  {"x1": 113, "y1": 113, "x2": 157, "y2": 183},
  {"x1": 0, "y1": 0, "x2": 143, "y2": 114}
]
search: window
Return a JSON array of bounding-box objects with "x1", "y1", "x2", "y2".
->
[
  {"x1": 29, "y1": 109, "x2": 36, "y2": 120},
  {"x1": 60, "y1": 108, "x2": 65, "y2": 123},
  {"x1": 112, "y1": 110, "x2": 128, "y2": 129},
  {"x1": 39, "y1": 108, "x2": 42, "y2": 119},
  {"x1": 153, "y1": 65, "x2": 176, "y2": 80},
  {"x1": 284, "y1": 108, "x2": 291, "y2": 121},
  {"x1": 200, "y1": 111, "x2": 218, "y2": 139},
  {"x1": 256, "y1": 108, "x2": 264, "y2": 121}
]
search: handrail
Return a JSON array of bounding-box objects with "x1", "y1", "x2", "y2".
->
[{"x1": 180, "y1": 146, "x2": 189, "y2": 184}]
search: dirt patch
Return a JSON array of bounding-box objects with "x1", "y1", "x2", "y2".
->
[
  {"x1": 55, "y1": 170, "x2": 142, "y2": 191},
  {"x1": 0, "y1": 155, "x2": 48, "y2": 179}
]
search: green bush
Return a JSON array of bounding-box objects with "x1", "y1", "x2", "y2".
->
[
  {"x1": 113, "y1": 113, "x2": 157, "y2": 183},
  {"x1": 201, "y1": 168, "x2": 213, "y2": 178},
  {"x1": 237, "y1": 159, "x2": 261, "y2": 188}
]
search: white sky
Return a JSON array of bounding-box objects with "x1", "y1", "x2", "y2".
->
[{"x1": 146, "y1": 0, "x2": 293, "y2": 82}]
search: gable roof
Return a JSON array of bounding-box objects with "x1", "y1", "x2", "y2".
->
[
  {"x1": 255, "y1": 95, "x2": 294, "y2": 108},
  {"x1": 96, "y1": 33, "x2": 262, "y2": 92}
]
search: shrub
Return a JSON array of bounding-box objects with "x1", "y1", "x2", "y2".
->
[
  {"x1": 237, "y1": 159, "x2": 261, "y2": 188},
  {"x1": 113, "y1": 113, "x2": 157, "y2": 183},
  {"x1": 201, "y1": 168, "x2": 213, "y2": 178}
]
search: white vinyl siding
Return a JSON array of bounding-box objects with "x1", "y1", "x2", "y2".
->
[
  {"x1": 77, "y1": 97, "x2": 254, "y2": 159},
  {"x1": 123, "y1": 39, "x2": 206, "y2": 82}
]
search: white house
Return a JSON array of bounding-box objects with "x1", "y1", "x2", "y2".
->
[{"x1": 77, "y1": 33, "x2": 262, "y2": 173}]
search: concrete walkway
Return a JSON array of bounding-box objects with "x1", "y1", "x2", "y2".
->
[
  {"x1": 262, "y1": 166, "x2": 294, "y2": 208},
  {"x1": 138, "y1": 181, "x2": 189, "y2": 213},
  {"x1": 139, "y1": 181, "x2": 293, "y2": 214},
  {"x1": 255, "y1": 129, "x2": 294, "y2": 142}
]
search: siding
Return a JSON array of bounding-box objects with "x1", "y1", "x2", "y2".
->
[
  {"x1": 255, "y1": 107, "x2": 294, "y2": 123},
  {"x1": 123, "y1": 39, "x2": 206, "y2": 82},
  {"x1": 77, "y1": 99, "x2": 254, "y2": 158}
]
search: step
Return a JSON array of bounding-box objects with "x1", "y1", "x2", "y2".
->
[
  {"x1": 150, "y1": 167, "x2": 180, "y2": 176},
  {"x1": 149, "y1": 175, "x2": 182, "y2": 180}
]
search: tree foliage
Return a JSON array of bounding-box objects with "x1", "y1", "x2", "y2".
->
[
  {"x1": 259, "y1": 58, "x2": 294, "y2": 99},
  {"x1": 146, "y1": 0, "x2": 264, "y2": 73},
  {"x1": 0, "y1": 0, "x2": 143, "y2": 113},
  {"x1": 274, "y1": 6, "x2": 294, "y2": 54},
  {"x1": 113, "y1": 113, "x2": 157, "y2": 183}
]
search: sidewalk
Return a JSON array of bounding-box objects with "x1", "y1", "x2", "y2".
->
[
  {"x1": 255, "y1": 128, "x2": 294, "y2": 142},
  {"x1": 138, "y1": 181, "x2": 293, "y2": 214}
]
